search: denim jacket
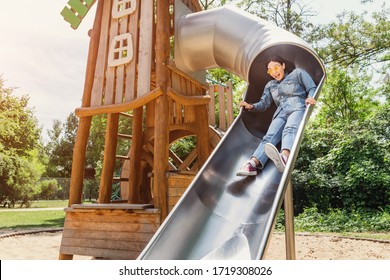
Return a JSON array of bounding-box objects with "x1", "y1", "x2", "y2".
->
[{"x1": 251, "y1": 68, "x2": 317, "y2": 118}]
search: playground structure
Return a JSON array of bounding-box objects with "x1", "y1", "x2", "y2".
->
[{"x1": 58, "y1": 0, "x2": 325, "y2": 260}]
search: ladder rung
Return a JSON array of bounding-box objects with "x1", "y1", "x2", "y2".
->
[
  {"x1": 116, "y1": 155, "x2": 130, "y2": 160},
  {"x1": 119, "y1": 112, "x2": 133, "y2": 118},
  {"x1": 118, "y1": 133, "x2": 132, "y2": 139},
  {"x1": 113, "y1": 177, "x2": 129, "y2": 182}
]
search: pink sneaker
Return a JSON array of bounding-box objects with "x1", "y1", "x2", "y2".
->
[
  {"x1": 236, "y1": 162, "x2": 257, "y2": 176},
  {"x1": 264, "y1": 143, "x2": 287, "y2": 172}
]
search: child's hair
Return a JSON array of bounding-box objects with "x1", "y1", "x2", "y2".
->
[
  {"x1": 266, "y1": 55, "x2": 295, "y2": 73},
  {"x1": 266, "y1": 55, "x2": 285, "y2": 67}
]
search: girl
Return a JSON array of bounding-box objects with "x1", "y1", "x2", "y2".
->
[{"x1": 237, "y1": 55, "x2": 317, "y2": 176}]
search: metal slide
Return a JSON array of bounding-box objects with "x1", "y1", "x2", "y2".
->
[{"x1": 138, "y1": 5, "x2": 325, "y2": 260}]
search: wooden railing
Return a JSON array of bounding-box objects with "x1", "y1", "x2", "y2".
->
[{"x1": 208, "y1": 82, "x2": 234, "y2": 132}]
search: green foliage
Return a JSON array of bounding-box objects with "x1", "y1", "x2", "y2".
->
[
  {"x1": 0, "y1": 76, "x2": 43, "y2": 207},
  {"x1": 0, "y1": 78, "x2": 40, "y2": 155},
  {"x1": 36, "y1": 179, "x2": 60, "y2": 200},
  {"x1": 295, "y1": 106, "x2": 389, "y2": 212},
  {"x1": 275, "y1": 206, "x2": 390, "y2": 232},
  {"x1": 310, "y1": 4, "x2": 390, "y2": 68},
  {"x1": 236, "y1": 0, "x2": 316, "y2": 36},
  {"x1": 170, "y1": 136, "x2": 197, "y2": 168},
  {"x1": 44, "y1": 113, "x2": 79, "y2": 177}
]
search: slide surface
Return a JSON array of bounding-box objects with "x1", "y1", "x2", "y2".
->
[{"x1": 138, "y1": 6, "x2": 325, "y2": 260}]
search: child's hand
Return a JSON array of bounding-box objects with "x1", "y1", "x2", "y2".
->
[
  {"x1": 305, "y1": 97, "x2": 316, "y2": 106},
  {"x1": 239, "y1": 101, "x2": 254, "y2": 110}
]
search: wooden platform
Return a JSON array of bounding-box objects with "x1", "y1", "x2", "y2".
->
[{"x1": 59, "y1": 204, "x2": 160, "y2": 260}]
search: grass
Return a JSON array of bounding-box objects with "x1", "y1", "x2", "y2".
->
[
  {"x1": 0, "y1": 210, "x2": 65, "y2": 230},
  {"x1": 29, "y1": 200, "x2": 69, "y2": 208}
]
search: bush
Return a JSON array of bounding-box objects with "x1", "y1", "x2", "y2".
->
[
  {"x1": 286, "y1": 206, "x2": 390, "y2": 232},
  {"x1": 36, "y1": 179, "x2": 60, "y2": 200}
]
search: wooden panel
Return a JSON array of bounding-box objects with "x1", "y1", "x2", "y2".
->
[
  {"x1": 114, "y1": 10, "x2": 128, "y2": 104},
  {"x1": 104, "y1": 13, "x2": 119, "y2": 105},
  {"x1": 169, "y1": 187, "x2": 187, "y2": 197},
  {"x1": 137, "y1": 0, "x2": 153, "y2": 98},
  {"x1": 61, "y1": 237, "x2": 147, "y2": 252},
  {"x1": 218, "y1": 85, "x2": 226, "y2": 131},
  {"x1": 168, "y1": 172, "x2": 195, "y2": 210},
  {"x1": 62, "y1": 229, "x2": 154, "y2": 242},
  {"x1": 226, "y1": 81, "x2": 234, "y2": 127},
  {"x1": 65, "y1": 212, "x2": 160, "y2": 224},
  {"x1": 63, "y1": 220, "x2": 159, "y2": 232},
  {"x1": 60, "y1": 207, "x2": 161, "y2": 259},
  {"x1": 124, "y1": 0, "x2": 141, "y2": 102},
  {"x1": 208, "y1": 85, "x2": 216, "y2": 126},
  {"x1": 60, "y1": 246, "x2": 140, "y2": 260},
  {"x1": 90, "y1": 0, "x2": 112, "y2": 106}
]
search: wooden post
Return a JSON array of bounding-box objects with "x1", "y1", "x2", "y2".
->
[
  {"x1": 218, "y1": 85, "x2": 226, "y2": 131},
  {"x1": 99, "y1": 113, "x2": 119, "y2": 203},
  {"x1": 284, "y1": 179, "x2": 296, "y2": 260},
  {"x1": 67, "y1": 0, "x2": 104, "y2": 207},
  {"x1": 153, "y1": 0, "x2": 170, "y2": 220},
  {"x1": 128, "y1": 107, "x2": 143, "y2": 203},
  {"x1": 128, "y1": 0, "x2": 153, "y2": 203},
  {"x1": 196, "y1": 105, "x2": 210, "y2": 165}
]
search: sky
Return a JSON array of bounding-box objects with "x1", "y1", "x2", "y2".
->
[{"x1": 0, "y1": 0, "x2": 385, "y2": 142}]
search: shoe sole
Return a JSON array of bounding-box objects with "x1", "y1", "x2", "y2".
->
[
  {"x1": 236, "y1": 170, "x2": 257, "y2": 176},
  {"x1": 264, "y1": 143, "x2": 285, "y2": 172}
]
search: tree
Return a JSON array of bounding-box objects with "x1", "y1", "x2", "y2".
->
[
  {"x1": 309, "y1": 3, "x2": 390, "y2": 69},
  {"x1": 0, "y1": 75, "x2": 43, "y2": 207},
  {"x1": 44, "y1": 112, "x2": 79, "y2": 177},
  {"x1": 236, "y1": 0, "x2": 317, "y2": 36}
]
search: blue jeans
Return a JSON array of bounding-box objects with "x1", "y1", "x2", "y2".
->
[{"x1": 252, "y1": 109, "x2": 305, "y2": 167}]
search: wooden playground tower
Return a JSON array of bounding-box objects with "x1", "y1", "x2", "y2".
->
[{"x1": 58, "y1": 0, "x2": 233, "y2": 259}]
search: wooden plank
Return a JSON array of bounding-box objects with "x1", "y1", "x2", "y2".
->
[
  {"x1": 76, "y1": 87, "x2": 163, "y2": 117},
  {"x1": 208, "y1": 85, "x2": 216, "y2": 126},
  {"x1": 77, "y1": 0, "x2": 100, "y2": 106},
  {"x1": 69, "y1": 203, "x2": 153, "y2": 210},
  {"x1": 226, "y1": 81, "x2": 234, "y2": 128},
  {"x1": 104, "y1": 12, "x2": 119, "y2": 105},
  {"x1": 171, "y1": 72, "x2": 183, "y2": 124},
  {"x1": 90, "y1": 0, "x2": 112, "y2": 106},
  {"x1": 196, "y1": 104, "x2": 210, "y2": 165},
  {"x1": 179, "y1": 148, "x2": 197, "y2": 170},
  {"x1": 137, "y1": 0, "x2": 153, "y2": 98},
  {"x1": 62, "y1": 229, "x2": 155, "y2": 242},
  {"x1": 168, "y1": 187, "x2": 188, "y2": 197},
  {"x1": 168, "y1": 196, "x2": 181, "y2": 206},
  {"x1": 114, "y1": 13, "x2": 128, "y2": 104},
  {"x1": 168, "y1": 176, "x2": 194, "y2": 187},
  {"x1": 60, "y1": 246, "x2": 140, "y2": 260},
  {"x1": 63, "y1": 220, "x2": 159, "y2": 233},
  {"x1": 125, "y1": 0, "x2": 140, "y2": 102},
  {"x1": 218, "y1": 85, "x2": 226, "y2": 131},
  {"x1": 61, "y1": 237, "x2": 148, "y2": 252},
  {"x1": 65, "y1": 212, "x2": 160, "y2": 224}
]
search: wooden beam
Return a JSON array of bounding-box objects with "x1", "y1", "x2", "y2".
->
[
  {"x1": 167, "y1": 87, "x2": 211, "y2": 106},
  {"x1": 68, "y1": 0, "x2": 104, "y2": 206},
  {"x1": 75, "y1": 87, "x2": 163, "y2": 117},
  {"x1": 99, "y1": 113, "x2": 119, "y2": 203},
  {"x1": 153, "y1": 0, "x2": 170, "y2": 220}
]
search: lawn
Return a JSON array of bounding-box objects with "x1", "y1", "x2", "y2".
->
[{"x1": 0, "y1": 210, "x2": 65, "y2": 230}]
